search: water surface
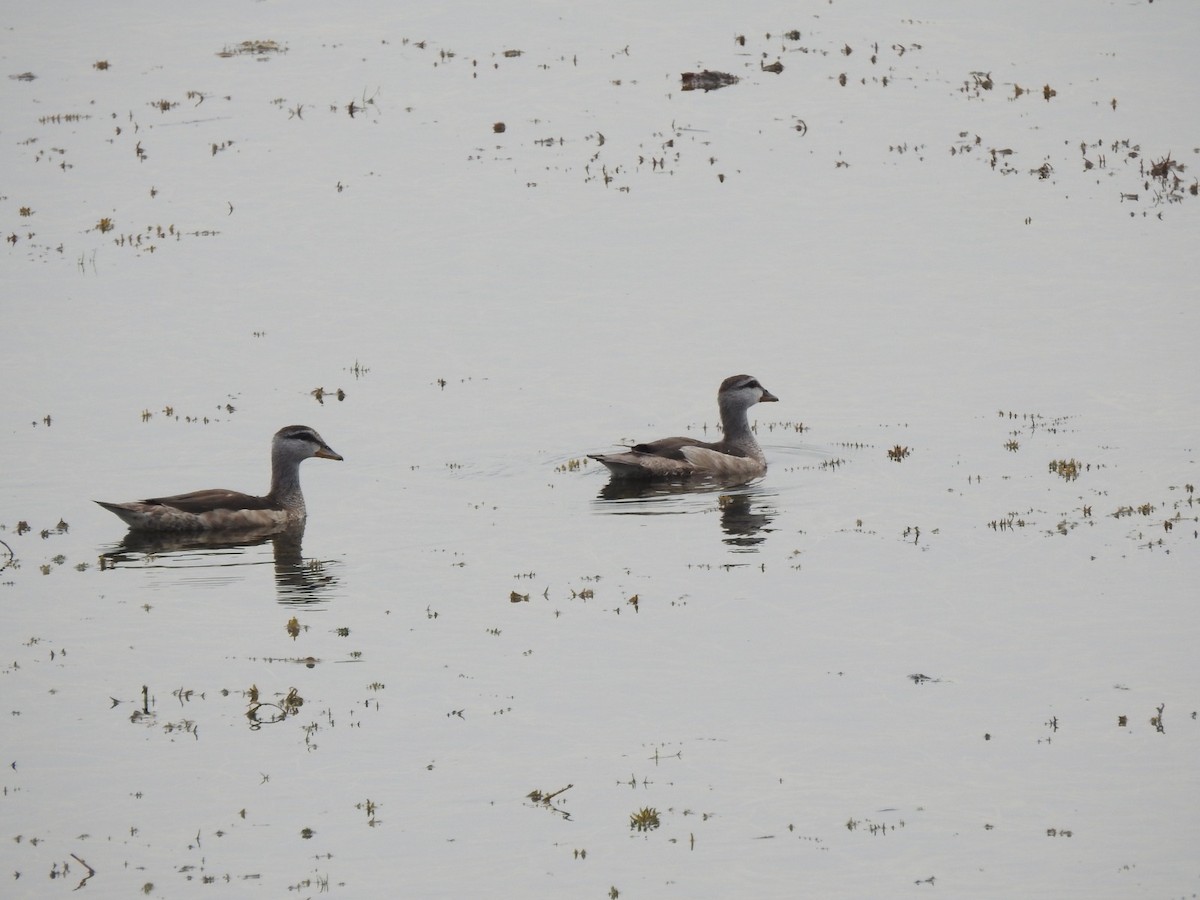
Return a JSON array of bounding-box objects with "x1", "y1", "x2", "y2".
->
[{"x1": 2, "y1": 1, "x2": 1198, "y2": 897}]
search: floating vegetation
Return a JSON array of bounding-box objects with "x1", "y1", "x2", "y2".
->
[
  {"x1": 105, "y1": 221, "x2": 220, "y2": 255},
  {"x1": 845, "y1": 815, "x2": 906, "y2": 835},
  {"x1": 93, "y1": 60, "x2": 110, "y2": 71},
  {"x1": 988, "y1": 514, "x2": 1028, "y2": 531},
  {"x1": 527, "y1": 784, "x2": 573, "y2": 819},
  {"x1": 951, "y1": 121, "x2": 1192, "y2": 216},
  {"x1": 161, "y1": 717, "x2": 198, "y2": 737},
  {"x1": 95, "y1": 217, "x2": 114, "y2": 233},
  {"x1": 908, "y1": 673, "x2": 942, "y2": 685},
  {"x1": 1146, "y1": 152, "x2": 1191, "y2": 205},
  {"x1": 887, "y1": 445, "x2": 911, "y2": 461},
  {"x1": 138, "y1": 404, "x2": 226, "y2": 423},
  {"x1": 245, "y1": 685, "x2": 304, "y2": 728},
  {"x1": 1111, "y1": 503, "x2": 1155, "y2": 518},
  {"x1": 310, "y1": 386, "x2": 346, "y2": 404},
  {"x1": 38, "y1": 113, "x2": 90, "y2": 124},
  {"x1": 1049, "y1": 458, "x2": 1082, "y2": 481},
  {"x1": 357, "y1": 798, "x2": 381, "y2": 827},
  {"x1": 1149, "y1": 702, "x2": 1166, "y2": 733},
  {"x1": 217, "y1": 39, "x2": 287, "y2": 58},
  {"x1": 344, "y1": 88, "x2": 380, "y2": 118},
  {"x1": 629, "y1": 806, "x2": 661, "y2": 832},
  {"x1": 680, "y1": 70, "x2": 738, "y2": 92}
]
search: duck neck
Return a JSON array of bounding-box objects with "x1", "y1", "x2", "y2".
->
[
  {"x1": 719, "y1": 400, "x2": 762, "y2": 457},
  {"x1": 268, "y1": 448, "x2": 306, "y2": 512}
]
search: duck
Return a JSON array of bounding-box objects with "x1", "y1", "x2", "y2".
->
[
  {"x1": 96, "y1": 424, "x2": 343, "y2": 532},
  {"x1": 589, "y1": 374, "x2": 778, "y2": 479}
]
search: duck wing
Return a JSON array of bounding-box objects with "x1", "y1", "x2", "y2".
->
[
  {"x1": 140, "y1": 488, "x2": 275, "y2": 514},
  {"x1": 629, "y1": 436, "x2": 723, "y2": 461}
]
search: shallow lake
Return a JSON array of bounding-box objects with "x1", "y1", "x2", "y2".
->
[{"x1": 2, "y1": 1, "x2": 1198, "y2": 897}]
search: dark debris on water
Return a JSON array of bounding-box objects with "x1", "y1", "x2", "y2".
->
[{"x1": 681, "y1": 70, "x2": 739, "y2": 92}]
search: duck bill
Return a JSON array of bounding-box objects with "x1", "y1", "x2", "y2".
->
[
  {"x1": 315, "y1": 447, "x2": 344, "y2": 461},
  {"x1": 760, "y1": 390, "x2": 779, "y2": 403}
]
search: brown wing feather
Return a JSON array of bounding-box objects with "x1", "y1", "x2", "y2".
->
[
  {"x1": 631, "y1": 436, "x2": 747, "y2": 460},
  {"x1": 142, "y1": 489, "x2": 274, "y2": 514}
]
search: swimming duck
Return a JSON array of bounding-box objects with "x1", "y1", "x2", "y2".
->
[
  {"x1": 96, "y1": 425, "x2": 343, "y2": 532},
  {"x1": 589, "y1": 374, "x2": 778, "y2": 479}
]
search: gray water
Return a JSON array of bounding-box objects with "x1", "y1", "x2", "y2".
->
[{"x1": 3, "y1": 1, "x2": 1198, "y2": 896}]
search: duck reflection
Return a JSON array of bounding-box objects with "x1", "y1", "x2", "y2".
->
[
  {"x1": 593, "y1": 478, "x2": 775, "y2": 549},
  {"x1": 713, "y1": 489, "x2": 775, "y2": 548},
  {"x1": 100, "y1": 521, "x2": 338, "y2": 604}
]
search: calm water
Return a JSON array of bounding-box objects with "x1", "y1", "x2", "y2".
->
[{"x1": 3, "y1": 1, "x2": 1198, "y2": 897}]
